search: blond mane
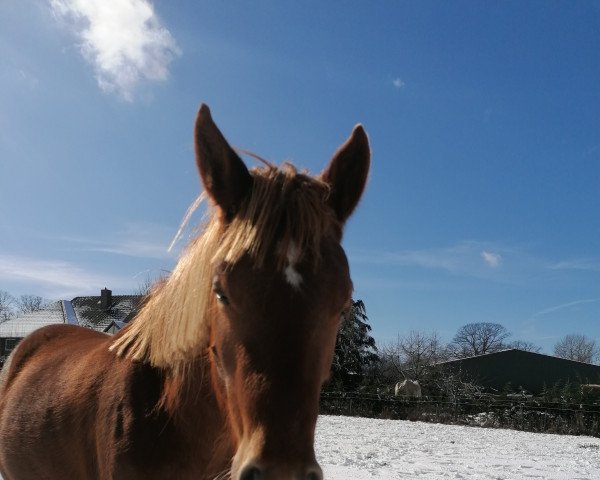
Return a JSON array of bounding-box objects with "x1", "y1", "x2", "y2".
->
[{"x1": 110, "y1": 164, "x2": 337, "y2": 371}]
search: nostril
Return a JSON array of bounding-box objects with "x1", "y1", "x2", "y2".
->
[
  {"x1": 306, "y1": 468, "x2": 323, "y2": 480},
  {"x1": 239, "y1": 464, "x2": 262, "y2": 480}
]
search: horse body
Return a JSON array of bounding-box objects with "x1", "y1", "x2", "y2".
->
[
  {"x1": 0, "y1": 325, "x2": 230, "y2": 480},
  {"x1": 0, "y1": 104, "x2": 370, "y2": 480}
]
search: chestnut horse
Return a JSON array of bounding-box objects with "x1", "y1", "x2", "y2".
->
[{"x1": 0, "y1": 105, "x2": 370, "y2": 480}]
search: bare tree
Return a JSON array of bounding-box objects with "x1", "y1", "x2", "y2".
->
[
  {"x1": 136, "y1": 271, "x2": 170, "y2": 297},
  {"x1": 136, "y1": 276, "x2": 156, "y2": 297},
  {"x1": 509, "y1": 340, "x2": 541, "y2": 353},
  {"x1": 449, "y1": 322, "x2": 510, "y2": 358},
  {"x1": 381, "y1": 330, "x2": 446, "y2": 381},
  {"x1": 16, "y1": 295, "x2": 47, "y2": 315},
  {"x1": 554, "y1": 334, "x2": 599, "y2": 364},
  {"x1": 0, "y1": 290, "x2": 16, "y2": 322}
]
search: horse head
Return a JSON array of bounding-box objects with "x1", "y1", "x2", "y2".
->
[{"x1": 195, "y1": 105, "x2": 370, "y2": 480}]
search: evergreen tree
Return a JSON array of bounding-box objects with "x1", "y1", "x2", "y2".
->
[{"x1": 328, "y1": 299, "x2": 379, "y2": 391}]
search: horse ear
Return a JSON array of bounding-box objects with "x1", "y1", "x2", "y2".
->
[
  {"x1": 320, "y1": 125, "x2": 370, "y2": 224},
  {"x1": 194, "y1": 104, "x2": 253, "y2": 220}
]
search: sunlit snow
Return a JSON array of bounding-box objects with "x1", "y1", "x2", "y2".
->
[
  {"x1": 316, "y1": 415, "x2": 600, "y2": 479},
  {"x1": 1, "y1": 415, "x2": 598, "y2": 479}
]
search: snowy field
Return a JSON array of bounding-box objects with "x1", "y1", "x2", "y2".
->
[
  {"x1": 1, "y1": 415, "x2": 598, "y2": 479},
  {"x1": 316, "y1": 415, "x2": 600, "y2": 480}
]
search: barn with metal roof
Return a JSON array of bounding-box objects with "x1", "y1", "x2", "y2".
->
[{"x1": 437, "y1": 348, "x2": 600, "y2": 394}]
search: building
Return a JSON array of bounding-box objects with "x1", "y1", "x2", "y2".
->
[
  {"x1": 0, "y1": 289, "x2": 142, "y2": 366},
  {"x1": 0, "y1": 301, "x2": 67, "y2": 361},
  {"x1": 436, "y1": 348, "x2": 600, "y2": 395},
  {"x1": 70, "y1": 288, "x2": 141, "y2": 332}
]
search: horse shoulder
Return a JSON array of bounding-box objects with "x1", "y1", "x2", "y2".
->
[
  {"x1": 0, "y1": 325, "x2": 117, "y2": 478},
  {"x1": 82, "y1": 361, "x2": 227, "y2": 480},
  {"x1": 1, "y1": 324, "x2": 104, "y2": 391}
]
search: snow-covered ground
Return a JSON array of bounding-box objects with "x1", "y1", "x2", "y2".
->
[
  {"x1": 1, "y1": 415, "x2": 598, "y2": 479},
  {"x1": 316, "y1": 415, "x2": 600, "y2": 480}
]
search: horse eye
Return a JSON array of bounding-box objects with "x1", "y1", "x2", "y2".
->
[{"x1": 215, "y1": 291, "x2": 230, "y2": 306}]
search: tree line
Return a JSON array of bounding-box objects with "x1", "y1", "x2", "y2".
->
[
  {"x1": 0, "y1": 290, "x2": 48, "y2": 322},
  {"x1": 329, "y1": 299, "x2": 600, "y2": 391}
]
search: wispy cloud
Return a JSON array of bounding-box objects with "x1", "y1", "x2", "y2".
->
[
  {"x1": 0, "y1": 254, "x2": 133, "y2": 299},
  {"x1": 55, "y1": 222, "x2": 178, "y2": 260},
  {"x1": 349, "y1": 241, "x2": 563, "y2": 288},
  {"x1": 361, "y1": 248, "x2": 459, "y2": 272},
  {"x1": 50, "y1": 0, "x2": 181, "y2": 101},
  {"x1": 0, "y1": 67, "x2": 40, "y2": 91},
  {"x1": 352, "y1": 240, "x2": 600, "y2": 301},
  {"x1": 0, "y1": 222, "x2": 178, "y2": 298},
  {"x1": 481, "y1": 251, "x2": 502, "y2": 268},
  {"x1": 392, "y1": 78, "x2": 405, "y2": 89},
  {"x1": 584, "y1": 144, "x2": 600, "y2": 156},
  {"x1": 85, "y1": 242, "x2": 170, "y2": 259},
  {"x1": 550, "y1": 259, "x2": 600, "y2": 272},
  {"x1": 352, "y1": 241, "x2": 508, "y2": 275}
]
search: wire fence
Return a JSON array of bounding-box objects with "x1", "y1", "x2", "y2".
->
[{"x1": 319, "y1": 391, "x2": 600, "y2": 437}]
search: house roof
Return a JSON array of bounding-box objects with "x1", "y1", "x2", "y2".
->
[
  {"x1": 0, "y1": 292, "x2": 143, "y2": 338},
  {"x1": 71, "y1": 295, "x2": 141, "y2": 332},
  {"x1": 103, "y1": 320, "x2": 127, "y2": 333},
  {"x1": 0, "y1": 301, "x2": 66, "y2": 338}
]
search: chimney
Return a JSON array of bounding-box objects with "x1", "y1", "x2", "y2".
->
[{"x1": 100, "y1": 288, "x2": 112, "y2": 310}]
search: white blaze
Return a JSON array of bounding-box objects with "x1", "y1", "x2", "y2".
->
[{"x1": 284, "y1": 242, "x2": 303, "y2": 289}]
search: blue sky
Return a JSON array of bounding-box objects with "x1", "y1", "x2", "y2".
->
[{"x1": 1, "y1": 0, "x2": 599, "y2": 354}]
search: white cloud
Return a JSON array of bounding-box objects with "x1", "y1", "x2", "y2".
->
[
  {"x1": 392, "y1": 78, "x2": 405, "y2": 89},
  {"x1": 50, "y1": 0, "x2": 181, "y2": 101},
  {"x1": 0, "y1": 254, "x2": 134, "y2": 299},
  {"x1": 481, "y1": 251, "x2": 502, "y2": 268}
]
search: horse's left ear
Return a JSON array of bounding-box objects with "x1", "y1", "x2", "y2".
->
[
  {"x1": 194, "y1": 104, "x2": 253, "y2": 220},
  {"x1": 320, "y1": 125, "x2": 370, "y2": 224}
]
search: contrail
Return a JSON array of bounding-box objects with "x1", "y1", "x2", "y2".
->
[{"x1": 531, "y1": 298, "x2": 600, "y2": 319}]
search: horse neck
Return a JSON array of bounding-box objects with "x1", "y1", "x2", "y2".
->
[
  {"x1": 155, "y1": 360, "x2": 234, "y2": 473},
  {"x1": 161, "y1": 356, "x2": 216, "y2": 416},
  {"x1": 164, "y1": 359, "x2": 228, "y2": 427}
]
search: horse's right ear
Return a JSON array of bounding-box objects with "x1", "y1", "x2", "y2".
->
[{"x1": 194, "y1": 104, "x2": 253, "y2": 220}]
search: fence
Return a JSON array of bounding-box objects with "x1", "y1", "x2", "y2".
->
[{"x1": 319, "y1": 391, "x2": 600, "y2": 437}]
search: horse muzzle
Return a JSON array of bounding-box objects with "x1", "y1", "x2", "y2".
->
[{"x1": 238, "y1": 460, "x2": 323, "y2": 480}]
